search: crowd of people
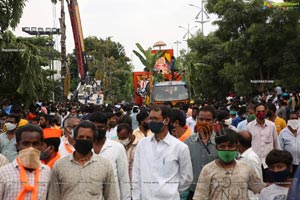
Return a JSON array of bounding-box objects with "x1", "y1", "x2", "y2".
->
[{"x1": 0, "y1": 86, "x2": 299, "y2": 200}]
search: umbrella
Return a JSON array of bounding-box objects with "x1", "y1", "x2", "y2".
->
[{"x1": 153, "y1": 41, "x2": 167, "y2": 48}]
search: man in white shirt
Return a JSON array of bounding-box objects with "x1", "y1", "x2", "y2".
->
[
  {"x1": 186, "y1": 106, "x2": 199, "y2": 132},
  {"x1": 279, "y1": 111, "x2": 300, "y2": 176},
  {"x1": 237, "y1": 105, "x2": 256, "y2": 131},
  {"x1": 106, "y1": 112, "x2": 118, "y2": 140},
  {"x1": 237, "y1": 130, "x2": 263, "y2": 200},
  {"x1": 237, "y1": 130, "x2": 263, "y2": 178},
  {"x1": 59, "y1": 117, "x2": 80, "y2": 157},
  {"x1": 247, "y1": 103, "x2": 280, "y2": 182},
  {"x1": 132, "y1": 105, "x2": 193, "y2": 200},
  {"x1": 90, "y1": 111, "x2": 131, "y2": 200}
]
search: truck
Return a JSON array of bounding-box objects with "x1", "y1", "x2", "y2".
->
[{"x1": 133, "y1": 49, "x2": 190, "y2": 106}]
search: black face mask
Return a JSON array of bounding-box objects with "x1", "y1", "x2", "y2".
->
[
  {"x1": 40, "y1": 124, "x2": 47, "y2": 129},
  {"x1": 268, "y1": 167, "x2": 290, "y2": 183},
  {"x1": 40, "y1": 146, "x2": 51, "y2": 160},
  {"x1": 142, "y1": 122, "x2": 149, "y2": 130},
  {"x1": 149, "y1": 121, "x2": 165, "y2": 134},
  {"x1": 74, "y1": 139, "x2": 93, "y2": 155},
  {"x1": 40, "y1": 151, "x2": 50, "y2": 161},
  {"x1": 97, "y1": 129, "x2": 106, "y2": 140}
]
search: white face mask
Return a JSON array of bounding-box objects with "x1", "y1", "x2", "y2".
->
[
  {"x1": 5, "y1": 122, "x2": 17, "y2": 131},
  {"x1": 288, "y1": 119, "x2": 298, "y2": 130},
  {"x1": 224, "y1": 118, "x2": 232, "y2": 126},
  {"x1": 119, "y1": 138, "x2": 131, "y2": 146}
]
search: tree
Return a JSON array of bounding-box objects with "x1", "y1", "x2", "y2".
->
[
  {"x1": 0, "y1": 0, "x2": 26, "y2": 32},
  {"x1": 184, "y1": 33, "x2": 234, "y2": 99},
  {"x1": 132, "y1": 43, "x2": 165, "y2": 72},
  {"x1": 187, "y1": 0, "x2": 300, "y2": 97},
  {"x1": 0, "y1": 31, "x2": 60, "y2": 107},
  {"x1": 68, "y1": 36, "x2": 132, "y2": 103}
]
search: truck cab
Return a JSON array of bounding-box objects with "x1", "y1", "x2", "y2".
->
[{"x1": 152, "y1": 81, "x2": 190, "y2": 105}]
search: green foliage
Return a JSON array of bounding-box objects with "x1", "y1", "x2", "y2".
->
[
  {"x1": 184, "y1": 0, "x2": 300, "y2": 99},
  {"x1": 133, "y1": 43, "x2": 166, "y2": 71},
  {"x1": 0, "y1": 0, "x2": 26, "y2": 32},
  {"x1": 0, "y1": 31, "x2": 60, "y2": 107},
  {"x1": 68, "y1": 36, "x2": 132, "y2": 103},
  {"x1": 182, "y1": 33, "x2": 233, "y2": 99}
]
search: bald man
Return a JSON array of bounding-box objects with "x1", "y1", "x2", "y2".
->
[
  {"x1": 237, "y1": 131, "x2": 263, "y2": 179},
  {"x1": 237, "y1": 130, "x2": 264, "y2": 200}
]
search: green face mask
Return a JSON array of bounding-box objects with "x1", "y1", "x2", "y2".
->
[
  {"x1": 108, "y1": 121, "x2": 117, "y2": 128},
  {"x1": 217, "y1": 150, "x2": 238, "y2": 163},
  {"x1": 247, "y1": 114, "x2": 256, "y2": 122}
]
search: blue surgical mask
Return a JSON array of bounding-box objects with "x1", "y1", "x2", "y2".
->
[{"x1": 4, "y1": 105, "x2": 11, "y2": 115}]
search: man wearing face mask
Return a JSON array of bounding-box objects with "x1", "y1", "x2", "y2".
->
[
  {"x1": 0, "y1": 111, "x2": 7, "y2": 133},
  {"x1": 0, "y1": 124, "x2": 51, "y2": 199},
  {"x1": 184, "y1": 106, "x2": 218, "y2": 200},
  {"x1": 279, "y1": 111, "x2": 300, "y2": 176},
  {"x1": 193, "y1": 128, "x2": 265, "y2": 200},
  {"x1": 0, "y1": 98, "x2": 11, "y2": 115},
  {"x1": 117, "y1": 123, "x2": 138, "y2": 190},
  {"x1": 0, "y1": 113, "x2": 20, "y2": 162},
  {"x1": 90, "y1": 111, "x2": 131, "y2": 200},
  {"x1": 247, "y1": 103, "x2": 280, "y2": 182},
  {"x1": 47, "y1": 121, "x2": 117, "y2": 200},
  {"x1": 58, "y1": 116, "x2": 81, "y2": 157},
  {"x1": 216, "y1": 109, "x2": 238, "y2": 132},
  {"x1": 259, "y1": 149, "x2": 293, "y2": 200},
  {"x1": 40, "y1": 129, "x2": 61, "y2": 168},
  {"x1": 232, "y1": 106, "x2": 247, "y2": 128},
  {"x1": 237, "y1": 105, "x2": 256, "y2": 131},
  {"x1": 132, "y1": 105, "x2": 193, "y2": 200},
  {"x1": 133, "y1": 110, "x2": 153, "y2": 140}
]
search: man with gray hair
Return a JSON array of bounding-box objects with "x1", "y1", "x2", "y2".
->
[{"x1": 59, "y1": 116, "x2": 81, "y2": 157}]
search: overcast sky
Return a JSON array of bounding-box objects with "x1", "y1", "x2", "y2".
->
[{"x1": 14, "y1": 0, "x2": 218, "y2": 71}]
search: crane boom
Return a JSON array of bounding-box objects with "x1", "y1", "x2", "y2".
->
[{"x1": 67, "y1": 0, "x2": 86, "y2": 82}]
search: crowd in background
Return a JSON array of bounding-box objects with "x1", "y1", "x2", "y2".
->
[{"x1": 0, "y1": 85, "x2": 299, "y2": 199}]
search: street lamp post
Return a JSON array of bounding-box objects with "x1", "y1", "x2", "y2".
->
[
  {"x1": 173, "y1": 40, "x2": 181, "y2": 58},
  {"x1": 189, "y1": 0, "x2": 210, "y2": 34},
  {"x1": 178, "y1": 24, "x2": 197, "y2": 53},
  {"x1": 22, "y1": 27, "x2": 60, "y2": 36},
  {"x1": 22, "y1": 27, "x2": 61, "y2": 102}
]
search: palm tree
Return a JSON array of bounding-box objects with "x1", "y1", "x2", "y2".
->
[{"x1": 133, "y1": 43, "x2": 165, "y2": 72}]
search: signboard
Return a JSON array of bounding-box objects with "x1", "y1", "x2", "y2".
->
[{"x1": 132, "y1": 72, "x2": 151, "y2": 105}]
